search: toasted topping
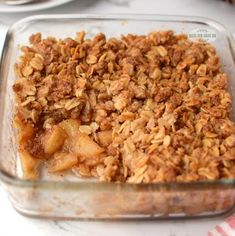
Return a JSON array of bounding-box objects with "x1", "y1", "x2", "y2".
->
[{"x1": 13, "y1": 30, "x2": 235, "y2": 182}]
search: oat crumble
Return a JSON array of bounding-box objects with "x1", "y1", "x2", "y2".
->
[{"x1": 13, "y1": 30, "x2": 235, "y2": 182}]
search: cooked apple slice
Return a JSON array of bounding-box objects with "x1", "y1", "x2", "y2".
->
[
  {"x1": 16, "y1": 122, "x2": 40, "y2": 179},
  {"x1": 19, "y1": 149, "x2": 41, "y2": 180},
  {"x1": 49, "y1": 152, "x2": 78, "y2": 173},
  {"x1": 73, "y1": 133, "x2": 105, "y2": 158},
  {"x1": 59, "y1": 119, "x2": 80, "y2": 138},
  {"x1": 43, "y1": 126, "x2": 66, "y2": 155},
  {"x1": 97, "y1": 130, "x2": 113, "y2": 147},
  {"x1": 16, "y1": 120, "x2": 35, "y2": 146}
]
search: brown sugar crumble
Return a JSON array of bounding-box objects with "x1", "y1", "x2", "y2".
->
[{"x1": 13, "y1": 30, "x2": 235, "y2": 182}]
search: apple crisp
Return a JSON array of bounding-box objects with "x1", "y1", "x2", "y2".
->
[{"x1": 13, "y1": 30, "x2": 235, "y2": 182}]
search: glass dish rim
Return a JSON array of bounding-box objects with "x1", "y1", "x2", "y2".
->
[{"x1": 0, "y1": 13, "x2": 235, "y2": 190}]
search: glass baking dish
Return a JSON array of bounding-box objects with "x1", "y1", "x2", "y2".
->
[{"x1": 0, "y1": 14, "x2": 235, "y2": 220}]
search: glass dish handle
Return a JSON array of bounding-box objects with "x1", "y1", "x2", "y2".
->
[
  {"x1": 0, "y1": 22, "x2": 8, "y2": 187},
  {"x1": 231, "y1": 32, "x2": 235, "y2": 62},
  {"x1": 0, "y1": 22, "x2": 8, "y2": 62}
]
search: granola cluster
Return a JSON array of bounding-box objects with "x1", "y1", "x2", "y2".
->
[{"x1": 13, "y1": 30, "x2": 235, "y2": 182}]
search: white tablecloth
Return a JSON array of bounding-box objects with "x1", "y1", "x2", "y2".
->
[{"x1": 0, "y1": 1, "x2": 235, "y2": 235}]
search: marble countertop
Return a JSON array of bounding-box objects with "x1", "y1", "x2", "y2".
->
[{"x1": 0, "y1": 0, "x2": 235, "y2": 235}]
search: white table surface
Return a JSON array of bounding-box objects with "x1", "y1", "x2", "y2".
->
[{"x1": 0, "y1": 0, "x2": 235, "y2": 235}]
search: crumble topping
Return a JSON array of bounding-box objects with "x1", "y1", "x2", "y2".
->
[{"x1": 13, "y1": 30, "x2": 235, "y2": 182}]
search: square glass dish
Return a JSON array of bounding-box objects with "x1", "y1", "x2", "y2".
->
[{"x1": 0, "y1": 14, "x2": 235, "y2": 219}]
